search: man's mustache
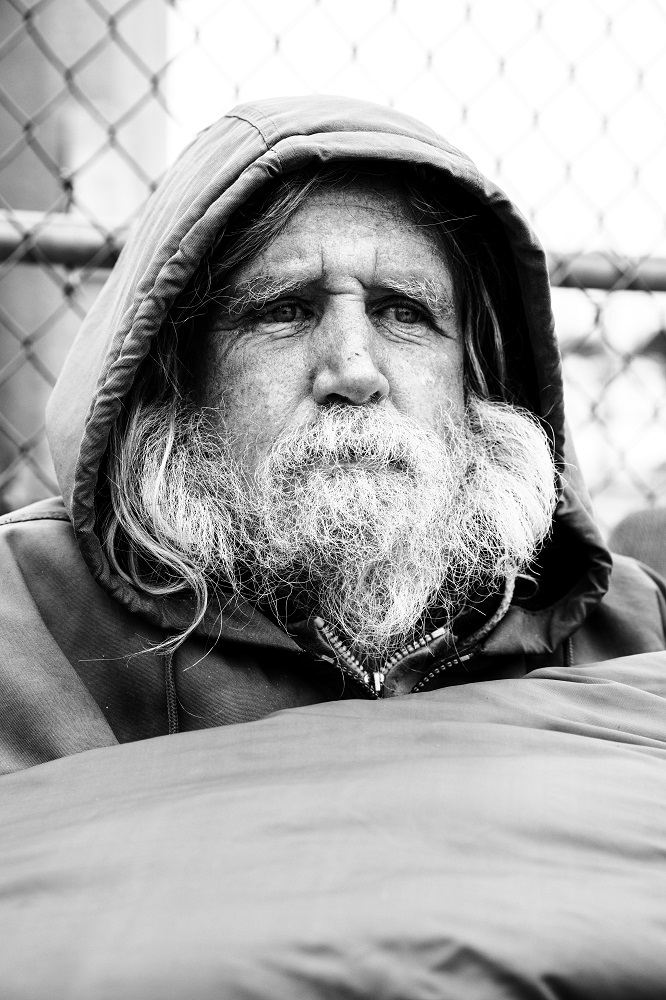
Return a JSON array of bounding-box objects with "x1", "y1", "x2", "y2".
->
[{"x1": 264, "y1": 405, "x2": 436, "y2": 474}]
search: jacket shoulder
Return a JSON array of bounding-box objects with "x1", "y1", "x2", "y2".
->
[
  {"x1": 608, "y1": 551, "x2": 666, "y2": 614},
  {"x1": 0, "y1": 497, "x2": 117, "y2": 773},
  {"x1": 0, "y1": 496, "x2": 70, "y2": 526},
  {"x1": 572, "y1": 552, "x2": 666, "y2": 663}
]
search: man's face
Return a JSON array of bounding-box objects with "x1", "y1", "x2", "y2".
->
[
  {"x1": 148, "y1": 175, "x2": 554, "y2": 655},
  {"x1": 200, "y1": 181, "x2": 465, "y2": 472}
]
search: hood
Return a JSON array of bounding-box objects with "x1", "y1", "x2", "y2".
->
[{"x1": 46, "y1": 95, "x2": 611, "y2": 656}]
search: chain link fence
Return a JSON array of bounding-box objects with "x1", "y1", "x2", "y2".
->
[{"x1": 1, "y1": 0, "x2": 666, "y2": 534}]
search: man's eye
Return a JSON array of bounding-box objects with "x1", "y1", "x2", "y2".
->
[
  {"x1": 257, "y1": 301, "x2": 308, "y2": 324},
  {"x1": 378, "y1": 302, "x2": 426, "y2": 325}
]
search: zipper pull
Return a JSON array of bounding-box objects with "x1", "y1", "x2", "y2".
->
[{"x1": 373, "y1": 670, "x2": 385, "y2": 694}]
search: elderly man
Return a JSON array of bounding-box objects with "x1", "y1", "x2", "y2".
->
[{"x1": 1, "y1": 95, "x2": 665, "y2": 769}]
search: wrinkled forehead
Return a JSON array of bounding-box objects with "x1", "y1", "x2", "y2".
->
[
  {"x1": 212, "y1": 160, "x2": 459, "y2": 265},
  {"x1": 277, "y1": 178, "x2": 446, "y2": 249},
  {"x1": 212, "y1": 168, "x2": 457, "y2": 309},
  {"x1": 224, "y1": 181, "x2": 450, "y2": 287},
  {"x1": 294, "y1": 173, "x2": 421, "y2": 218}
]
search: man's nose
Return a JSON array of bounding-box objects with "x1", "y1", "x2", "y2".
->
[{"x1": 311, "y1": 303, "x2": 390, "y2": 406}]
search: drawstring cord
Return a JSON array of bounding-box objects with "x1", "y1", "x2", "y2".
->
[
  {"x1": 563, "y1": 636, "x2": 574, "y2": 669},
  {"x1": 164, "y1": 649, "x2": 179, "y2": 735}
]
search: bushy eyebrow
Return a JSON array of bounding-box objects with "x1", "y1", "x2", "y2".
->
[
  {"x1": 386, "y1": 276, "x2": 456, "y2": 322},
  {"x1": 215, "y1": 272, "x2": 457, "y2": 322},
  {"x1": 215, "y1": 276, "x2": 301, "y2": 318}
]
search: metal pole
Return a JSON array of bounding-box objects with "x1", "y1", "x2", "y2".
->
[{"x1": 0, "y1": 211, "x2": 124, "y2": 270}]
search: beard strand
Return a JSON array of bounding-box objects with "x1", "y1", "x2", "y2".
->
[{"x1": 136, "y1": 399, "x2": 557, "y2": 659}]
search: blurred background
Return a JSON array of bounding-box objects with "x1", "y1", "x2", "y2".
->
[{"x1": 1, "y1": 0, "x2": 665, "y2": 535}]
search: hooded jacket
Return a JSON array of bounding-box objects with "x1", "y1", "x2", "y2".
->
[{"x1": 1, "y1": 95, "x2": 665, "y2": 773}]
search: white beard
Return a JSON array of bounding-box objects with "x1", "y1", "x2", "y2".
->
[
  {"x1": 136, "y1": 397, "x2": 557, "y2": 659},
  {"x1": 243, "y1": 400, "x2": 556, "y2": 656}
]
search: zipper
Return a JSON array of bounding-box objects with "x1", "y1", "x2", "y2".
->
[
  {"x1": 410, "y1": 651, "x2": 474, "y2": 693},
  {"x1": 314, "y1": 618, "x2": 458, "y2": 696},
  {"x1": 315, "y1": 618, "x2": 378, "y2": 696},
  {"x1": 383, "y1": 625, "x2": 449, "y2": 671}
]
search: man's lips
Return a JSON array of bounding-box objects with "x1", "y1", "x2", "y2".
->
[{"x1": 296, "y1": 451, "x2": 412, "y2": 474}]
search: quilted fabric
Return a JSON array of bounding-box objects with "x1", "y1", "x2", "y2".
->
[{"x1": 2, "y1": 652, "x2": 666, "y2": 998}]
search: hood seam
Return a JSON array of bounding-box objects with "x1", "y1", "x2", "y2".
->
[{"x1": 226, "y1": 109, "x2": 278, "y2": 149}]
